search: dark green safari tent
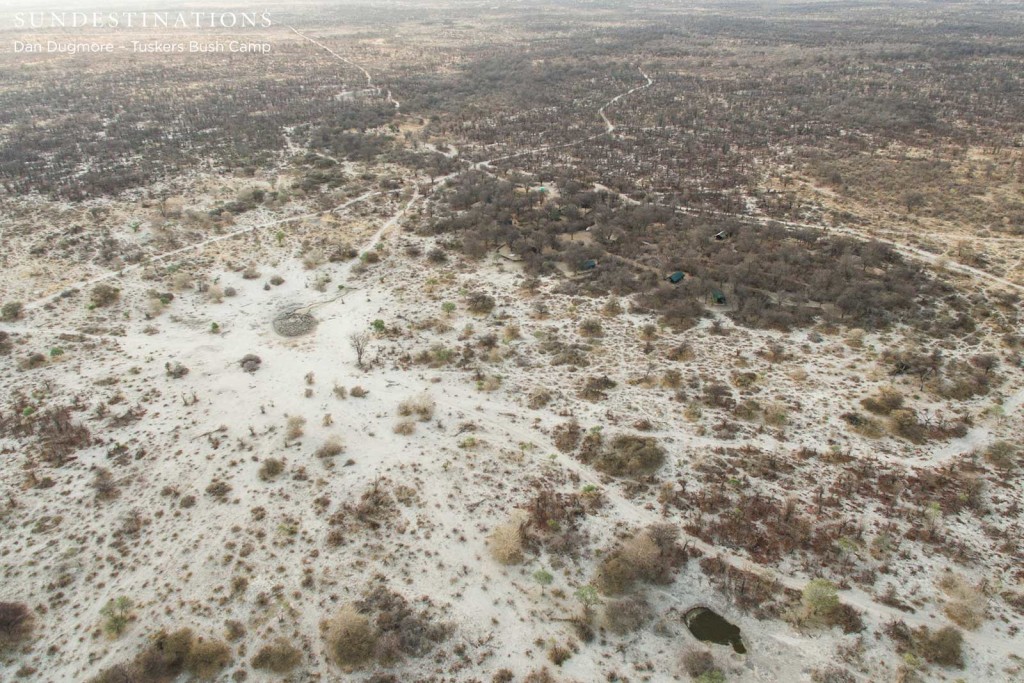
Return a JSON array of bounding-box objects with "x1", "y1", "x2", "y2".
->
[
  {"x1": 580, "y1": 259, "x2": 598, "y2": 271},
  {"x1": 666, "y1": 271, "x2": 685, "y2": 284},
  {"x1": 710, "y1": 288, "x2": 727, "y2": 305}
]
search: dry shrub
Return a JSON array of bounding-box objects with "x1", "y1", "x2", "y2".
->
[
  {"x1": 680, "y1": 648, "x2": 717, "y2": 678},
  {"x1": 984, "y1": 440, "x2": 1018, "y2": 470},
  {"x1": 887, "y1": 620, "x2": 964, "y2": 669},
  {"x1": 92, "y1": 627, "x2": 194, "y2": 682},
  {"x1": 489, "y1": 514, "x2": 526, "y2": 565},
  {"x1": 467, "y1": 292, "x2": 495, "y2": 314},
  {"x1": 602, "y1": 594, "x2": 652, "y2": 634},
  {"x1": 938, "y1": 573, "x2": 985, "y2": 630},
  {"x1": 0, "y1": 301, "x2": 23, "y2": 322},
  {"x1": 528, "y1": 388, "x2": 552, "y2": 409},
  {"x1": 393, "y1": 419, "x2": 416, "y2": 435},
  {"x1": 861, "y1": 387, "x2": 904, "y2": 415},
  {"x1": 205, "y1": 480, "x2": 231, "y2": 500},
  {"x1": 316, "y1": 436, "x2": 345, "y2": 458},
  {"x1": 523, "y1": 669, "x2": 557, "y2": 683},
  {"x1": 36, "y1": 407, "x2": 92, "y2": 466},
  {"x1": 810, "y1": 666, "x2": 856, "y2": 683},
  {"x1": 596, "y1": 525, "x2": 682, "y2": 594},
  {"x1": 90, "y1": 663, "x2": 138, "y2": 683},
  {"x1": 579, "y1": 375, "x2": 616, "y2": 401},
  {"x1": 350, "y1": 385, "x2": 369, "y2": 398},
  {"x1": 0, "y1": 602, "x2": 33, "y2": 649},
  {"x1": 252, "y1": 638, "x2": 302, "y2": 673},
  {"x1": 582, "y1": 434, "x2": 666, "y2": 477},
  {"x1": 325, "y1": 605, "x2": 378, "y2": 670},
  {"x1": 915, "y1": 625, "x2": 964, "y2": 668},
  {"x1": 258, "y1": 458, "x2": 285, "y2": 481},
  {"x1": 398, "y1": 394, "x2": 435, "y2": 421},
  {"x1": 552, "y1": 420, "x2": 582, "y2": 452},
  {"x1": 579, "y1": 318, "x2": 604, "y2": 337},
  {"x1": 285, "y1": 416, "x2": 306, "y2": 441},
  {"x1": 185, "y1": 638, "x2": 232, "y2": 679},
  {"x1": 92, "y1": 467, "x2": 119, "y2": 501},
  {"x1": 548, "y1": 643, "x2": 572, "y2": 665},
  {"x1": 352, "y1": 584, "x2": 450, "y2": 663},
  {"x1": 91, "y1": 283, "x2": 121, "y2": 307},
  {"x1": 888, "y1": 408, "x2": 928, "y2": 443}
]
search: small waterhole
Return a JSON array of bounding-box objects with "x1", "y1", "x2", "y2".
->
[{"x1": 684, "y1": 607, "x2": 746, "y2": 654}]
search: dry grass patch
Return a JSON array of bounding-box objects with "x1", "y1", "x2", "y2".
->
[
  {"x1": 324, "y1": 605, "x2": 378, "y2": 670},
  {"x1": 285, "y1": 415, "x2": 306, "y2": 441},
  {"x1": 393, "y1": 419, "x2": 416, "y2": 435},
  {"x1": 398, "y1": 394, "x2": 435, "y2": 421},
  {"x1": 316, "y1": 435, "x2": 345, "y2": 458},
  {"x1": 938, "y1": 572, "x2": 986, "y2": 630},
  {"x1": 489, "y1": 513, "x2": 527, "y2": 565}
]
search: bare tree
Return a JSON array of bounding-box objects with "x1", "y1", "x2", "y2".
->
[{"x1": 349, "y1": 332, "x2": 371, "y2": 369}]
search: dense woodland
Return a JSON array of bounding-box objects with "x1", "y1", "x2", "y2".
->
[{"x1": 0, "y1": 1, "x2": 1020, "y2": 335}]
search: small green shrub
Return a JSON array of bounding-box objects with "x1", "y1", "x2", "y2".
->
[{"x1": 100, "y1": 596, "x2": 134, "y2": 637}]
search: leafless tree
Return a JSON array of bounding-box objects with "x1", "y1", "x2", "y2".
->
[{"x1": 349, "y1": 332, "x2": 371, "y2": 369}]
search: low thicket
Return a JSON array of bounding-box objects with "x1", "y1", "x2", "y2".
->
[
  {"x1": 89, "y1": 628, "x2": 232, "y2": 682},
  {"x1": 0, "y1": 602, "x2": 34, "y2": 650},
  {"x1": 595, "y1": 525, "x2": 686, "y2": 594}
]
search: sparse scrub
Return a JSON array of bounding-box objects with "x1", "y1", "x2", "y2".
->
[{"x1": 602, "y1": 594, "x2": 653, "y2": 634}]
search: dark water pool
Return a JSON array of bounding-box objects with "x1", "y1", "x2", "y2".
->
[{"x1": 684, "y1": 607, "x2": 746, "y2": 654}]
